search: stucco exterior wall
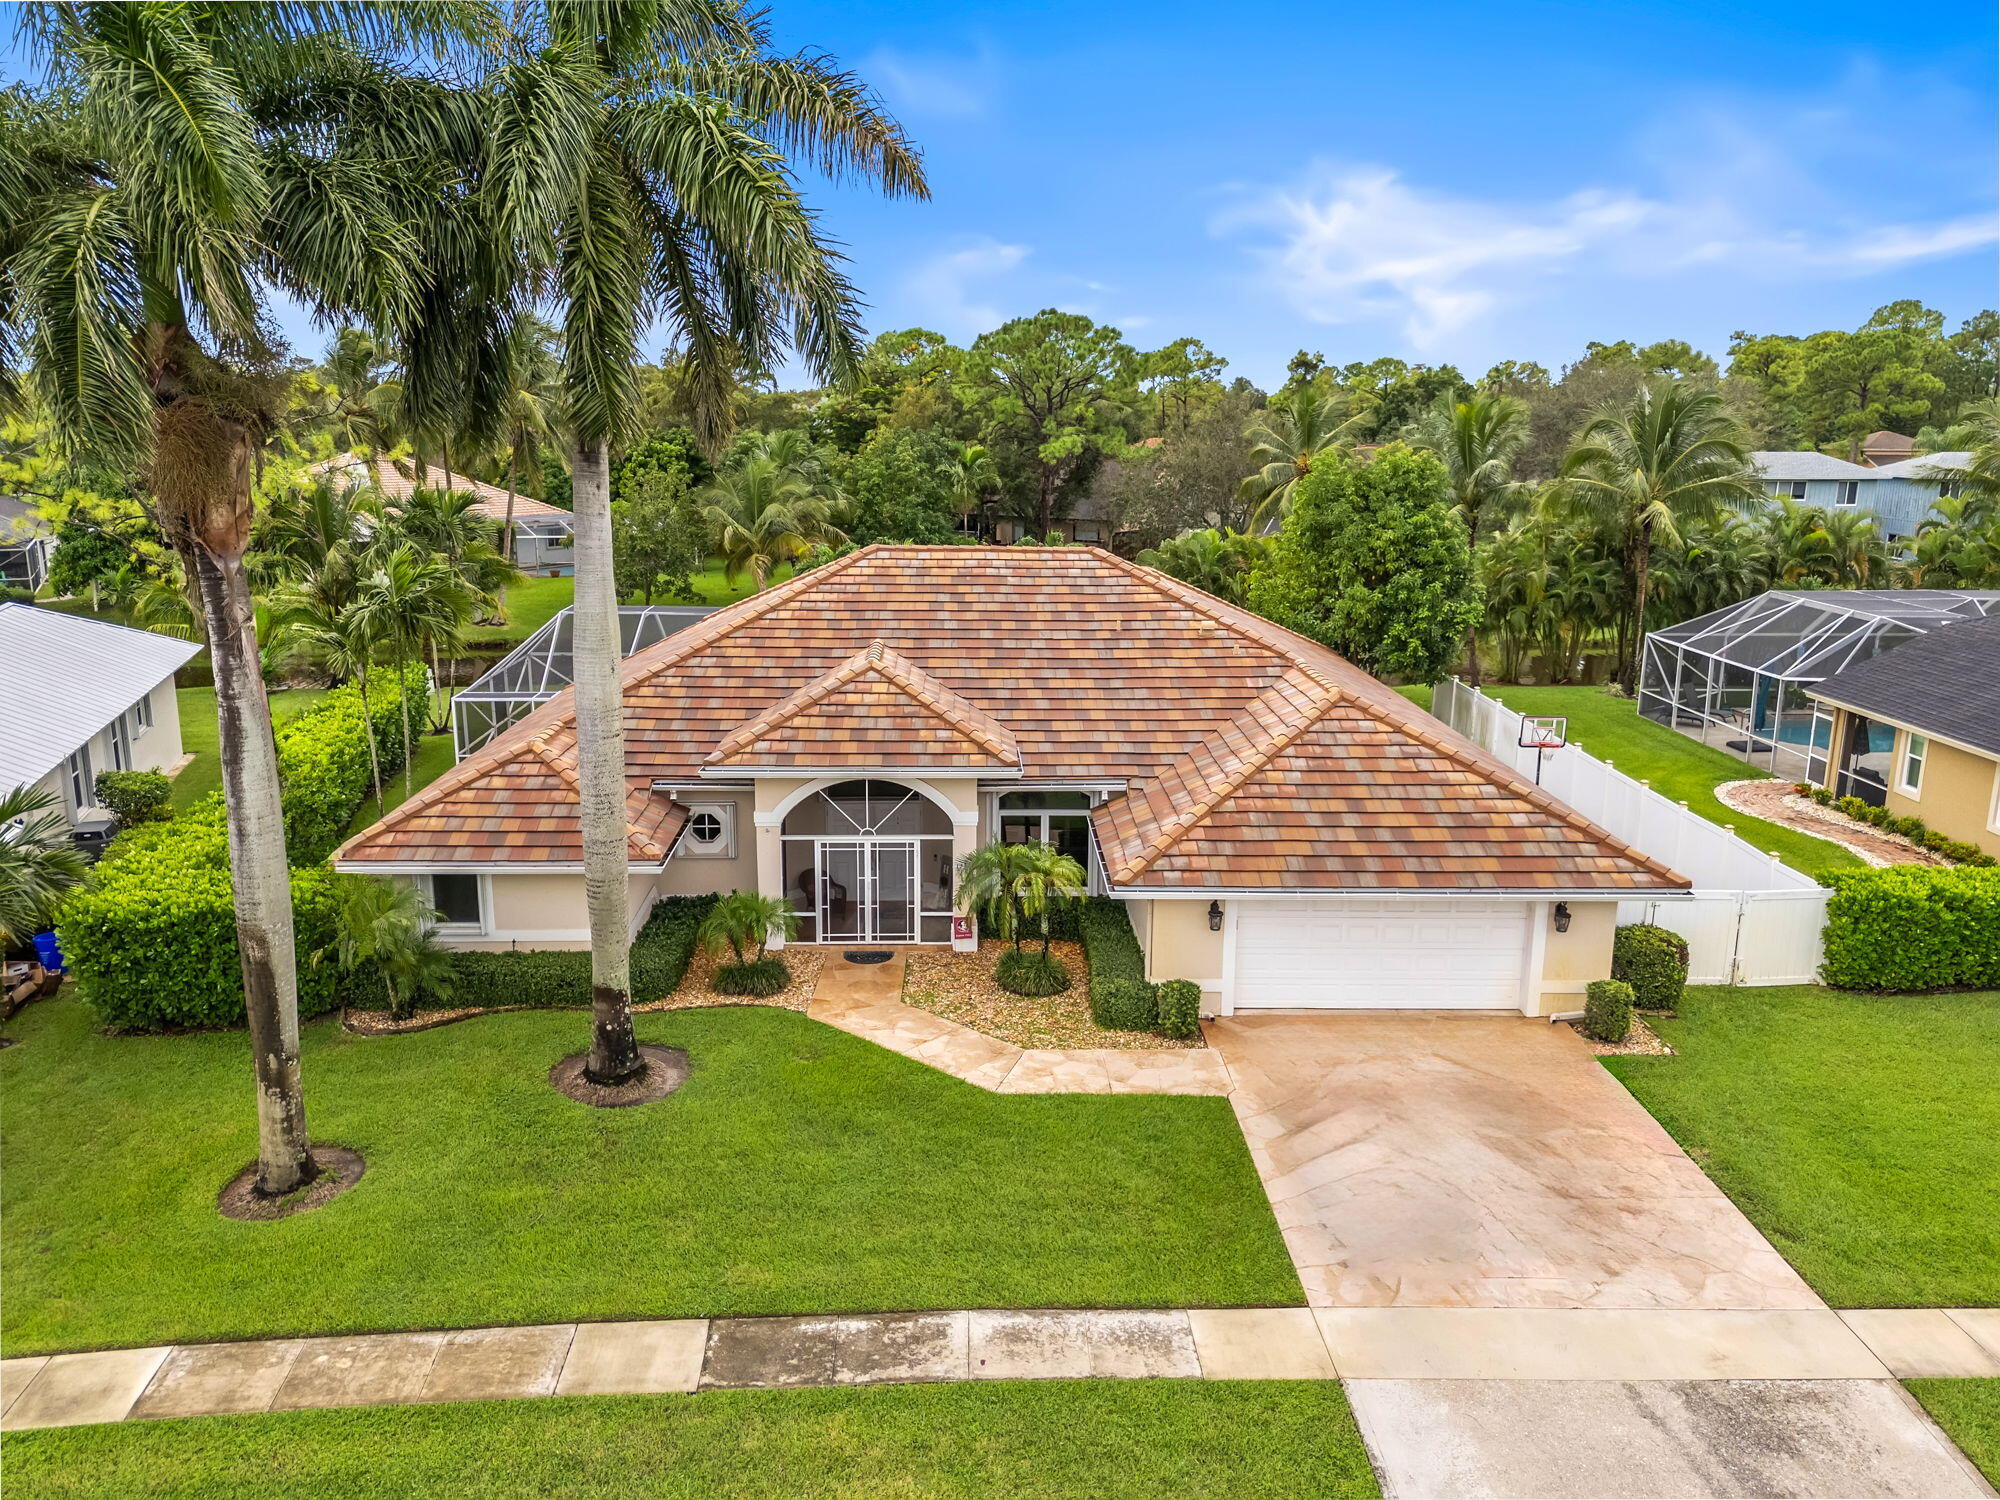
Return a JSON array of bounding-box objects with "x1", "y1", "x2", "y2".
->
[
  {"x1": 51, "y1": 673, "x2": 186, "y2": 823},
  {"x1": 1885, "y1": 731, "x2": 2000, "y2": 858},
  {"x1": 1139, "y1": 899, "x2": 1223, "y2": 989},
  {"x1": 441, "y1": 872, "x2": 661, "y2": 950},
  {"x1": 655, "y1": 790, "x2": 756, "y2": 896},
  {"x1": 1533, "y1": 898, "x2": 1618, "y2": 1016}
]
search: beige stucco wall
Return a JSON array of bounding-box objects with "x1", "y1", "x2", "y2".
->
[
  {"x1": 1884, "y1": 731, "x2": 2000, "y2": 858},
  {"x1": 1532, "y1": 898, "x2": 1618, "y2": 1017},
  {"x1": 655, "y1": 790, "x2": 757, "y2": 896},
  {"x1": 1140, "y1": 899, "x2": 1223, "y2": 988},
  {"x1": 442, "y1": 872, "x2": 660, "y2": 951}
]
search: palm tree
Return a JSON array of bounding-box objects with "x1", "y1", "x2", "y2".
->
[
  {"x1": 1561, "y1": 382, "x2": 1758, "y2": 694},
  {"x1": 941, "y1": 442, "x2": 1000, "y2": 534},
  {"x1": 955, "y1": 841, "x2": 1031, "y2": 950},
  {"x1": 489, "y1": 315, "x2": 563, "y2": 620},
  {"x1": 703, "y1": 456, "x2": 845, "y2": 589},
  {"x1": 352, "y1": 544, "x2": 471, "y2": 796},
  {"x1": 325, "y1": 876, "x2": 456, "y2": 1021},
  {"x1": 382, "y1": 485, "x2": 520, "y2": 726},
  {"x1": 272, "y1": 595, "x2": 387, "y2": 802},
  {"x1": 4, "y1": 3, "x2": 484, "y2": 1195},
  {"x1": 1013, "y1": 842, "x2": 1086, "y2": 957},
  {"x1": 1134, "y1": 528, "x2": 1267, "y2": 604},
  {"x1": 1407, "y1": 392, "x2": 1528, "y2": 684},
  {"x1": 1239, "y1": 385, "x2": 1368, "y2": 530},
  {"x1": 696, "y1": 890, "x2": 798, "y2": 965},
  {"x1": 481, "y1": 3, "x2": 925, "y2": 1088},
  {"x1": 0, "y1": 784, "x2": 88, "y2": 949}
]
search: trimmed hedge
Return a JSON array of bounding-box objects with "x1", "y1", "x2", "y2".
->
[
  {"x1": 1583, "y1": 979, "x2": 1634, "y2": 1043},
  {"x1": 278, "y1": 668, "x2": 425, "y2": 863},
  {"x1": 93, "y1": 769, "x2": 171, "y2": 827},
  {"x1": 1821, "y1": 867, "x2": 2000, "y2": 992},
  {"x1": 1091, "y1": 977, "x2": 1158, "y2": 1031},
  {"x1": 1155, "y1": 979, "x2": 1201, "y2": 1040},
  {"x1": 715, "y1": 956, "x2": 790, "y2": 997},
  {"x1": 1078, "y1": 897, "x2": 1146, "y2": 1008},
  {"x1": 996, "y1": 948, "x2": 1072, "y2": 997},
  {"x1": 1612, "y1": 924, "x2": 1688, "y2": 1011},
  {"x1": 340, "y1": 894, "x2": 717, "y2": 1011}
]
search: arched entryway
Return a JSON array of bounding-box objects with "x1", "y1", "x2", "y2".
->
[{"x1": 780, "y1": 780, "x2": 957, "y2": 944}]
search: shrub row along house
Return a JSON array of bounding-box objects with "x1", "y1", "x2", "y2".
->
[{"x1": 335, "y1": 546, "x2": 1687, "y2": 1014}]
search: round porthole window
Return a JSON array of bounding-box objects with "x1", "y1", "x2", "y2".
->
[{"x1": 688, "y1": 811, "x2": 724, "y2": 843}]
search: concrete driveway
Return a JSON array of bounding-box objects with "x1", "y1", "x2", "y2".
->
[{"x1": 1206, "y1": 1012, "x2": 1990, "y2": 1498}]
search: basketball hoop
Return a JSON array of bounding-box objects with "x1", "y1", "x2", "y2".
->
[{"x1": 1518, "y1": 716, "x2": 1567, "y2": 784}]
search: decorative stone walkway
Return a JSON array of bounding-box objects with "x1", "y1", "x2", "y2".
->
[{"x1": 805, "y1": 949, "x2": 1231, "y2": 1096}]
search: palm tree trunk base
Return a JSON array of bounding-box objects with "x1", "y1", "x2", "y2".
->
[
  {"x1": 553, "y1": 1045, "x2": 689, "y2": 1107},
  {"x1": 219, "y1": 1146, "x2": 364, "y2": 1222}
]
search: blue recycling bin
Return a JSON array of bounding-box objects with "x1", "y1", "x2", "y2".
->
[{"x1": 32, "y1": 930, "x2": 64, "y2": 973}]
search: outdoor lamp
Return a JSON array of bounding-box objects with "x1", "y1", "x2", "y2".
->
[
  {"x1": 1208, "y1": 900, "x2": 1223, "y2": 932},
  {"x1": 1553, "y1": 902, "x2": 1572, "y2": 933}
]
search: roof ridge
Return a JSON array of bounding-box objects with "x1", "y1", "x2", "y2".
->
[{"x1": 1088, "y1": 547, "x2": 1339, "y2": 689}]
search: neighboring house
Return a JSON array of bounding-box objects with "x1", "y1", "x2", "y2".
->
[
  {"x1": 0, "y1": 602, "x2": 198, "y2": 831},
  {"x1": 0, "y1": 494, "x2": 54, "y2": 594},
  {"x1": 1808, "y1": 612, "x2": 2000, "y2": 855},
  {"x1": 1860, "y1": 430, "x2": 1919, "y2": 467},
  {"x1": 336, "y1": 545, "x2": 1689, "y2": 1016},
  {"x1": 311, "y1": 454, "x2": 577, "y2": 574},
  {"x1": 990, "y1": 490, "x2": 1113, "y2": 546},
  {"x1": 1750, "y1": 450, "x2": 1973, "y2": 541}
]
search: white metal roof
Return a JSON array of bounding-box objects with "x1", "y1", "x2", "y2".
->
[
  {"x1": 1749, "y1": 451, "x2": 1875, "y2": 481},
  {"x1": 1863, "y1": 451, "x2": 1972, "y2": 480},
  {"x1": 0, "y1": 603, "x2": 200, "y2": 793}
]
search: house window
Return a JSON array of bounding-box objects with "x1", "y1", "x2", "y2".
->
[
  {"x1": 1834, "y1": 481, "x2": 1858, "y2": 507},
  {"x1": 996, "y1": 789, "x2": 1095, "y2": 874},
  {"x1": 678, "y1": 802, "x2": 735, "y2": 858},
  {"x1": 107, "y1": 714, "x2": 133, "y2": 772},
  {"x1": 425, "y1": 873, "x2": 485, "y2": 932},
  {"x1": 64, "y1": 746, "x2": 92, "y2": 813},
  {"x1": 1897, "y1": 733, "x2": 1927, "y2": 797},
  {"x1": 1769, "y1": 479, "x2": 1808, "y2": 499},
  {"x1": 1074, "y1": 523, "x2": 1101, "y2": 543},
  {"x1": 132, "y1": 694, "x2": 153, "y2": 733}
]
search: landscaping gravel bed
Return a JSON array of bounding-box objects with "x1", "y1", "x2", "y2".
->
[{"x1": 903, "y1": 942, "x2": 1200, "y2": 1051}]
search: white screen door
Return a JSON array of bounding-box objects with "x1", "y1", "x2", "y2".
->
[{"x1": 816, "y1": 840, "x2": 917, "y2": 944}]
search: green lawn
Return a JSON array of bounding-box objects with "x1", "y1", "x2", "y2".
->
[
  {"x1": 0, "y1": 1001, "x2": 1301, "y2": 1356},
  {"x1": 1401, "y1": 682, "x2": 1861, "y2": 881},
  {"x1": 0, "y1": 1380, "x2": 1381, "y2": 1500},
  {"x1": 344, "y1": 727, "x2": 458, "y2": 834},
  {"x1": 168, "y1": 687, "x2": 330, "y2": 811},
  {"x1": 1908, "y1": 1379, "x2": 2000, "y2": 1488},
  {"x1": 1606, "y1": 985, "x2": 2000, "y2": 1308}
]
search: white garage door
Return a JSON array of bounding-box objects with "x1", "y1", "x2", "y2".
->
[{"x1": 1233, "y1": 899, "x2": 1530, "y2": 1010}]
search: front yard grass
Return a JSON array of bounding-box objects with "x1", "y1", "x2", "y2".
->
[
  {"x1": 169, "y1": 687, "x2": 330, "y2": 811},
  {"x1": 1907, "y1": 1379, "x2": 2000, "y2": 1488},
  {"x1": 1401, "y1": 683, "x2": 1862, "y2": 881},
  {"x1": 1, "y1": 1001, "x2": 1301, "y2": 1356},
  {"x1": 0, "y1": 1380, "x2": 1382, "y2": 1499},
  {"x1": 1606, "y1": 985, "x2": 2000, "y2": 1308}
]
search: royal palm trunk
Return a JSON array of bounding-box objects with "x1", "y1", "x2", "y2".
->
[{"x1": 570, "y1": 436, "x2": 642, "y2": 1084}]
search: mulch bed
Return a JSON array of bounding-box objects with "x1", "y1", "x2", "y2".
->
[
  {"x1": 1567, "y1": 1013, "x2": 1674, "y2": 1057},
  {"x1": 217, "y1": 1146, "x2": 367, "y2": 1221},
  {"x1": 903, "y1": 941, "x2": 1201, "y2": 1051},
  {"x1": 635, "y1": 946, "x2": 824, "y2": 1013},
  {"x1": 548, "y1": 1044, "x2": 690, "y2": 1108}
]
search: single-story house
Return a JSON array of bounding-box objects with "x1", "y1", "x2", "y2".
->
[
  {"x1": 0, "y1": 602, "x2": 198, "y2": 834},
  {"x1": 1808, "y1": 611, "x2": 2000, "y2": 855},
  {"x1": 338, "y1": 547, "x2": 1687, "y2": 1014},
  {"x1": 0, "y1": 495, "x2": 54, "y2": 594},
  {"x1": 312, "y1": 454, "x2": 577, "y2": 574}
]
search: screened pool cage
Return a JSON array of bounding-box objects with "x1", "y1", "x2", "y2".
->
[
  {"x1": 452, "y1": 605, "x2": 713, "y2": 757},
  {"x1": 1639, "y1": 589, "x2": 2000, "y2": 782}
]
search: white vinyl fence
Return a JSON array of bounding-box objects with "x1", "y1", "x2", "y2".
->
[{"x1": 1432, "y1": 678, "x2": 1829, "y2": 985}]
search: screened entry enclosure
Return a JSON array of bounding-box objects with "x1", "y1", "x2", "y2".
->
[
  {"x1": 783, "y1": 781, "x2": 956, "y2": 944},
  {"x1": 1639, "y1": 589, "x2": 2000, "y2": 782},
  {"x1": 452, "y1": 605, "x2": 712, "y2": 756}
]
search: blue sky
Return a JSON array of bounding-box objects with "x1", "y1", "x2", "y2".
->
[{"x1": 9, "y1": 1, "x2": 1995, "y2": 388}]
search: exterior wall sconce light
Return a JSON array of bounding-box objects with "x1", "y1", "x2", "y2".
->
[
  {"x1": 1208, "y1": 900, "x2": 1224, "y2": 932},
  {"x1": 1553, "y1": 902, "x2": 1572, "y2": 933}
]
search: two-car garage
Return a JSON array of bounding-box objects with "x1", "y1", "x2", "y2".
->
[{"x1": 1229, "y1": 898, "x2": 1534, "y2": 1011}]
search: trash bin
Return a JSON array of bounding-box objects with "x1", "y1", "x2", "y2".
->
[{"x1": 32, "y1": 930, "x2": 63, "y2": 973}]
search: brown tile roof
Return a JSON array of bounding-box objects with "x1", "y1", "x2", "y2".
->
[
  {"x1": 707, "y1": 639, "x2": 1020, "y2": 770},
  {"x1": 336, "y1": 545, "x2": 1687, "y2": 891},
  {"x1": 313, "y1": 455, "x2": 571, "y2": 523}
]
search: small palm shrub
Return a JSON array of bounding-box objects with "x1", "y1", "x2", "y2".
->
[
  {"x1": 1090, "y1": 977, "x2": 1157, "y2": 1030},
  {"x1": 697, "y1": 890, "x2": 798, "y2": 964},
  {"x1": 996, "y1": 948, "x2": 1070, "y2": 996},
  {"x1": 325, "y1": 875, "x2": 456, "y2": 1020},
  {"x1": 1155, "y1": 979, "x2": 1201, "y2": 1040},
  {"x1": 1582, "y1": 979, "x2": 1634, "y2": 1043},
  {"x1": 1611, "y1": 924, "x2": 1688, "y2": 1012},
  {"x1": 93, "y1": 770, "x2": 171, "y2": 828},
  {"x1": 714, "y1": 957, "x2": 790, "y2": 996}
]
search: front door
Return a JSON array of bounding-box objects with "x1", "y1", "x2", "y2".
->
[{"x1": 816, "y1": 840, "x2": 917, "y2": 944}]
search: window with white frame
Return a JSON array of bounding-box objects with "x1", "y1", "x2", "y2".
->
[
  {"x1": 1989, "y1": 765, "x2": 2000, "y2": 835},
  {"x1": 678, "y1": 802, "x2": 735, "y2": 858},
  {"x1": 107, "y1": 713, "x2": 133, "y2": 772},
  {"x1": 64, "y1": 745, "x2": 92, "y2": 813},
  {"x1": 424, "y1": 873, "x2": 486, "y2": 933},
  {"x1": 1834, "y1": 481, "x2": 1858, "y2": 507},
  {"x1": 131, "y1": 693, "x2": 154, "y2": 734},
  {"x1": 1769, "y1": 479, "x2": 1808, "y2": 499},
  {"x1": 1897, "y1": 733, "x2": 1928, "y2": 796}
]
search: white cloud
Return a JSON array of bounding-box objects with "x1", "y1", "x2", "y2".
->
[
  {"x1": 1214, "y1": 113, "x2": 1997, "y2": 349},
  {"x1": 865, "y1": 45, "x2": 999, "y2": 119},
  {"x1": 901, "y1": 238, "x2": 1031, "y2": 337}
]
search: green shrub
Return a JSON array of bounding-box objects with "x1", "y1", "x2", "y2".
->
[
  {"x1": 996, "y1": 948, "x2": 1071, "y2": 996},
  {"x1": 1863, "y1": 804, "x2": 1891, "y2": 828},
  {"x1": 1582, "y1": 979, "x2": 1634, "y2": 1043},
  {"x1": 1822, "y1": 868, "x2": 2000, "y2": 991},
  {"x1": 1611, "y1": 924, "x2": 1688, "y2": 1012},
  {"x1": 714, "y1": 957, "x2": 790, "y2": 996},
  {"x1": 1836, "y1": 795, "x2": 1870, "y2": 820},
  {"x1": 276, "y1": 668, "x2": 423, "y2": 863},
  {"x1": 1091, "y1": 977, "x2": 1158, "y2": 1030},
  {"x1": 1809, "y1": 786, "x2": 1835, "y2": 805},
  {"x1": 92, "y1": 769, "x2": 171, "y2": 827},
  {"x1": 1889, "y1": 815, "x2": 1926, "y2": 839},
  {"x1": 1155, "y1": 979, "x2": 1201, "y2": 1039},
  {"x1": 1078, "y1": 896, "x2": 1145, "y2": 1000}
]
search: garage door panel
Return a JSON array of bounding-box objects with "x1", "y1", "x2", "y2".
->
[{"x1": 1234, "y1": 899, "x2": 1529, "y2": 1010}]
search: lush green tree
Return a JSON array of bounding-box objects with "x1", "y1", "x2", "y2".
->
[
  {"x1": 612, "y1": 462, "x2": 705, "y2": 603},
  {"x1": 1335, "y1": 358, "x2": 1472, "y2": 440},
  {"x1": 1248, "y1": 445, "x2": 1483, "y2": 683},
  {"x1": 1794, "y1": 325, "x2": 1947, "y2": 459},
  {"x1": 836, "y1": 425, "x2": 959, "y2": 543},
  {"x1": 6, "y1": 1, "x2": 484, "y2": 1195},
  {"x1": 960, "y1": 311, "x2": 1138, "y2": 537},
  {"x1": 939, "y1": 441, "x2": 1000, "y2": 533},
  {"x1": 1949, "y1": 311, "x2": 2000, "y2": 400},
  {"x1": 1238, "y1": 384, "x2": 1366, "y2": 529},
  {"x1": 1561, "y1": 382, "x2": 1757, "y2": 692},
  {"x1": 325, "y1": 876, "x2": 456, "y2": 1021},
  {"x1": 1404, "y1": 391, "x2": 1530, "y2": 683},
  {"x1": 702, "y1": 456, "x2": 844, "y2": 589},
  {"x1": 1138, "y1": 337, "x2": 1228, "y2": 433},
  {"x1": 1107, "y1": 385, "x2": 1260, "y2": 537},
  {"x1": 1134, "y1": 527, "x2": 1268, "y2": 605},
  {"x1": 696, "y1": 890, "x2": 798, "y2": 964},
  {"x1": 0, "y1": 784, "x2": 88, "y2": 949},
  {"x1": 613, "y1": 429, "x2": 710, "y2": 507}
]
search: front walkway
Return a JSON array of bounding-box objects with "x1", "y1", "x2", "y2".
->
[
  {"x1": 806, "y1": 948, "x2": 1230, "y2": 1096},
  {"x1": 1206, "y1": 1011, "x2": 1995, "y2": 1498}
]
